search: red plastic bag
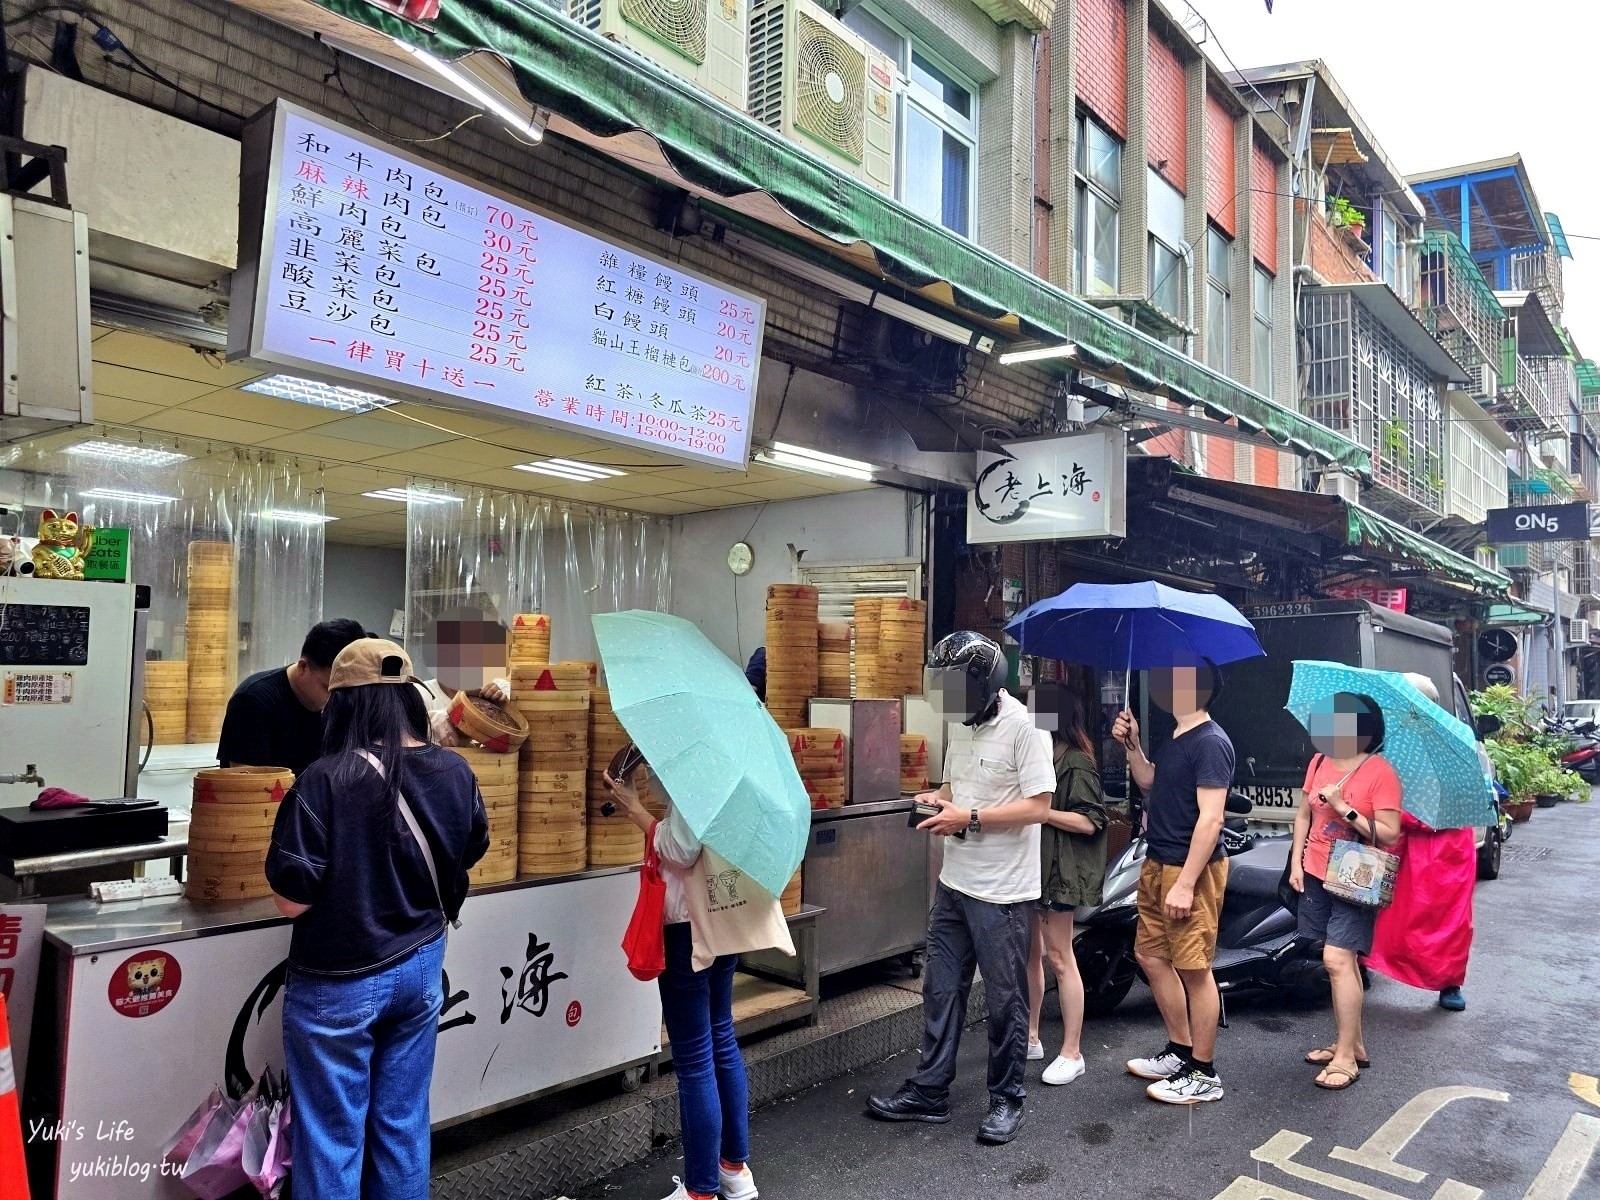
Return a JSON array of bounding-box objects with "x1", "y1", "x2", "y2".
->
[{"x1": 622, "y1": 823, "x2": 667, "y2": 982}]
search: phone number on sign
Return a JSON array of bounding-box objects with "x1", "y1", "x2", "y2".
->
[{"x1": 633, "y1": 416, "x2": 730, "y2": 454}]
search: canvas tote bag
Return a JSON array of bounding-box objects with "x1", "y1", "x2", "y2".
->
[{"x1": 681, "y1": 845, "x2": 794, "y2": 972}]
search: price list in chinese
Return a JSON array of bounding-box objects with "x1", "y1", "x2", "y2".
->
[{"x1": 232, "y1": 104, "x2": 764, "y2": 469}]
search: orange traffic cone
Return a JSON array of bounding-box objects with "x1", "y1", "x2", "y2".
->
[{"x1": 0, "y1": 995, "x2": 28, "y2": 1200}]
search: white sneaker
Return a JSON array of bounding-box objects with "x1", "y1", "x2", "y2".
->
[
  {"x1": 1126, "y1": 1048, "x2": 1187, "y2": 1081},
  {"x1": 1041, "y1": 1055, "x2": 1086, "y2": 1086},
  {"x1": 720, "y1": 1163, "x2": 759, "y2": 1200},
  {"x1": 661, "y1": 1179, "x2": 692, "y2": 1199},
  {"x1": 1146, "y1": 1066, "x2": 1224, "y2": 1105},
  {"x1": 1026, "y1": 1040, "x2": 1045, "y2": 1061}
]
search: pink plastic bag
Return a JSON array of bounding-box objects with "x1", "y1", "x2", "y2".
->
[
  {"x1": 162, "y1": 1087, "x2": 225, "y2": 1168},
  {"x1": 243, "y1": 1096, "x2": 291, "y2": 1199}
]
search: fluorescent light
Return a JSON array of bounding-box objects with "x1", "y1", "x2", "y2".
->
[
  {"x1": 259, "y1": 509, "x2": 337, "y2": 524},
  {"x1": 243, "y1": 374, "x2": 398, "y2": 414},
  {"x1": 513, "y1": 458, "x2": 629, "y2": 482},
  {"x1": 80, "y1": 487, "x2": 178, "y2": 505},
  {"x1": 65, "y1": 440, "x2": 190, "y2": 467},
  {"x1": 363, "y1": 487, "x2": 463, "y2": 505},
  {"x1": 998, "y1": 342, "x2": 1079, "y2": 366},
  {"x1": 754, "y1": 442, "x2": 875, "y2": 482},
  {"x1": 398, "y1": 43, "x2": 548, "y2": 142}
]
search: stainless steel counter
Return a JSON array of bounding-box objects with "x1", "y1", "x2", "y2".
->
[
  {"x1": 2, "y1": 819, "x2": 191, "y2": 899},
  {"x1": 44, "y1": 864, "x2": 640, "y2": 956},
  {"x1": 811, "y1": 798, "x2": 914, "y2": 821}
]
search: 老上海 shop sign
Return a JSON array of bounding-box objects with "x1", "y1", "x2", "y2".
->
[
  {"x1": 966, "y1": 429, "x2": 1127, "y2": 545},
  {"x1": 228, "y1": 101, "x2": 764, "y2": 470}
]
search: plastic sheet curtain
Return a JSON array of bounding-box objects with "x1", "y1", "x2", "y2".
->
[
  {"x1": 406, "y1": 488, "x2": 671, "y2": 680},
  {"x1": 0, "y1": 437, "x2": 326, "y2": 738}
]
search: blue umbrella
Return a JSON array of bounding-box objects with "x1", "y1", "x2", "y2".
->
[
  {"x1": 592, "y1": 611, "x2": 809, "y2": 898},
  {"x1": 1005, "y1": 581, "x2": 1265, "y2": 694},
  {"x1": 1285, "y1": 660, "x2": 1497, "y2": 830}
]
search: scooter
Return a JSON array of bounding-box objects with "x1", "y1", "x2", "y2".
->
[
  {"x1": 1072, "y1": 793, "x2": 1329, "y2": 1016},
  {"x1": 1561, "y1": 727, "x2": 1600, "y2": 783}
]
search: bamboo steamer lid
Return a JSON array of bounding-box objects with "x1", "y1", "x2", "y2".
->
[
  {"x1": 448, "y1": 692, "x2": 530, "y2": 754},
  {"x1": 507, "y1": 614, "x2": 552, "y2": 664},
  {"x1": 510, "y1": 662, "x2": 594, "y2": 691},
  {"x1": 194, "y1": 766, "x2": 294, "y2": 799}
]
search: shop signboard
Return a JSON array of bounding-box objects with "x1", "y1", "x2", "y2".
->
[
  {"x1": 1485, "y1": 502, "x2": 1589, "y2": 544},
  {"x1": 0, "y1": 904, "x2": 45, "y2": 1091},
  {"x1": 966, "y1": 429, "x2": 1126, "y2": 545},
  {"x1": 54, "y1": 872, "x2": 659, "y2": 1199},
  {"x1": 1324, "y1": 583, "x2": 1407, "y2": 612},
  {"x1": 230, "y1": 101, "x2": 764, "y2": 470},
  {"x1": 81, "y1": 527, "x2": 130, "y2": 582}
]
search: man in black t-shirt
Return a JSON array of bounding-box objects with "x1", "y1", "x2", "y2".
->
[
  {"x1": 1112, "y1": 660, "x2": 1234, "y2": 1106},
  {"x1": 217, "y1": 618, "x2": 368, "y2": 775}
]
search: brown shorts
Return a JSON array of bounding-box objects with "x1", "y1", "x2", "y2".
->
[{"x1": 1134, "y1": 858, "x2": 1229, "y2": 971}]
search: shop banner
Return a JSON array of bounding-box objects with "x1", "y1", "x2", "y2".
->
[
  {"x1": 1324, "y1": 583, "x2": 1407, "y2": 612},
  {"x1": 54, "y1": 872, "x2": 659, "y2": 1199},
  {"x1": 230, "y1": 101, "x2": 764, "y2": 470},
  {"x1": 966, "y1": 429, "x2": 1127, "y2": 545},
  {"x1": 1485, "y1": 502, "x2": 1589, "y2": 544},
  {"x1": 0, "y1": 904, "x2": 45, "y2": 1090}
]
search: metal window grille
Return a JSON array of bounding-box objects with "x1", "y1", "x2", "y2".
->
[
  {"x1": 1510, "y1": 246, "x2": 1565, "y2": 320},
  {"x1": 1417, "y1": 230, "x2": 1504, "y2": 394}
]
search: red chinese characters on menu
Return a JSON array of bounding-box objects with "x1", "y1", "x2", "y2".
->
[{"x1": 260, "y1": 111, "x2": 760, "y2": 466}]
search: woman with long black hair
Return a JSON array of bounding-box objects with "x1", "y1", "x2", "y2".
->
[
  {"x1": 1024, "y1": 683, "x2": 1108, "y2": 1086},
  {"x1": 266, "y1": 638, "x2": 488, "y2": 1200}
]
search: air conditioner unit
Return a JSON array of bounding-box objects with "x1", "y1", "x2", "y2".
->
[
  {"x1": 1319, "y1": 470, "x2": 1361, "y2": 505},
  {"x1": 1569, "y1": 618, "x2": 1591, "y2": 645},
  {"x1": 570, "y1": 0, "x2": 748, "y2": 110},
  {"x1": 748, "y1": 0, "x2": 895, "y2": 194}
]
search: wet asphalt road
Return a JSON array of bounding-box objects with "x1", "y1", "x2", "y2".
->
[{"x1": 575, "y1": 800, "x2": 1600, "y2": 1200}]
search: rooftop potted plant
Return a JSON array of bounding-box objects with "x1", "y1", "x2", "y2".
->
[{"x1": 1328, "y1": 195, "x2": 1367, "y2": 241}]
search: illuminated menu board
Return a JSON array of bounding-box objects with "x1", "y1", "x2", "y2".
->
[{"x1": 230, "y1": 102, "x2": 762, "y2": 468}]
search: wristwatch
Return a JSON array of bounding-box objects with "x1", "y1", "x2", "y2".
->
[
  {"x1": 1345, "y1": 808, "x2": 1362, "y2": 826},
  {"x1": 967, "y1": 808, "x2": 983, "y2": 834}
]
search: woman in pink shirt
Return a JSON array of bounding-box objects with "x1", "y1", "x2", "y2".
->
[{"x1": 1289, "y1": 692, "x2": 1403, "y2": 1091}]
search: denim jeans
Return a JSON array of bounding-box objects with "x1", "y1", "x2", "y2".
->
[
  {"x1": 659, "y1": 922, "x2": 750, "y2": 1196},
  {"x1": 283, "y1": 932, "x2": 446, "y2": 1200}
]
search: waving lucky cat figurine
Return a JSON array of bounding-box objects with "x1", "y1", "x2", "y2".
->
[{"x1": 30, "y1": 510, "x2": 95, "y2": 580}]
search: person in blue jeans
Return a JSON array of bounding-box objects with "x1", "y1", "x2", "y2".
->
[
  {"x1": 606, "y1": 757, "x2": 758, "y2": 1200},
  {"x1": 266, "y1": 638, "x2": 488, "y2": 1200}
]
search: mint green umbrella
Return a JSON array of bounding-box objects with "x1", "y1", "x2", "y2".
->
[{"x1": 592, "y1": 610, "x2": 809, "y2": 898}]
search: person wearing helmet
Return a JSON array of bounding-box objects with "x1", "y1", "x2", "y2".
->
[{"x1": 866, "y1": 631, "x2": 1054, "y2": 1145}]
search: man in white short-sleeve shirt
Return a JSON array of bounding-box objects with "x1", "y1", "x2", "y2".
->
[{"x1": 867, "y1": 632, "x2": 1053, "y2": 1146}]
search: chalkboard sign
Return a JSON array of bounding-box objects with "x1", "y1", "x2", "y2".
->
[{"x1": 0, "y1": 604, "x2": 91, "y2": 666}]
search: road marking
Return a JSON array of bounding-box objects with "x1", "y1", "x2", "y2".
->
[
  {"x1": 1212, "y1": 1179, "x2": 1320, "y2": 1200},
  {"x1": 1328, "y1": 1086, "x2": 1510, "y2": 1182},
  {"x1": 1252, "y1": 1131, "x2": 1415, "y2": 1200},
  {"x1": 1569, "y1": 1074, "x2": 1600, "y2": 1111},
  {"x1": 1523, "y1": 1112, "x2": 1600, "y2": 1200}
]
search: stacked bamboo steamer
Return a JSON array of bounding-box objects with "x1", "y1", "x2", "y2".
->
[
  {"x1": 452, "y1": 745, "x2": 519, "y2": 886},
  {"x1": 186, "y1": 766, "x2": 292, "y2": 902},
  {"x1": 900, "y1": 733, "x2": 931, "y2": 795},
  {"x1": 878, "y1": 598, "x2": 928, "y2": 696},
  {"x1": 143, "y1": 660, "x2": 188, "y2": 745},
  {"x1": 852, "y1": 597, "x2": 884, "y2": 698},
  {"x1": 780, "y1": 866, "x2": 803, "y2": 917},
  {"x1": 510, "y1": 662, "x2": 592, "y2": 876},
  {"x1": 788, "y1": 728, "x2": 846, "y2": 809},
  {"x1": 817, "y1": 622, "x2": 852, "y2": 698},
  {"x1": 184, "y1": 541, "x2": 237, "y2": 742},
  {"x1": 507, "y1": 613, "x2": 551, "y2": 667},
  {"x1": 765, "y1": 584, "x2": 819, "y2": 728},
  {"x1": 587, "y1": 687, "x2": 644, "y2": 867}
]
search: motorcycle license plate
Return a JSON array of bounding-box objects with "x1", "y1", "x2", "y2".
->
[{"x1": 1235, "y1": 784, "x2": 1299, "y2": 823}]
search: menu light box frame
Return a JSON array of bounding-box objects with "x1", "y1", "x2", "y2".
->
[{"x1": 228, "y1": 100, "x2": 765, "y2": 470}]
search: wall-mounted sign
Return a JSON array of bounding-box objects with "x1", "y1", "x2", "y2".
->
[
  {"x1": 230, "y1": 102, "x2": 763, "y2": 469},
  {"x1": 1324, "y1": 583, "x2": 1407, "y2": 612},
  {"x1": 1477, "y1": 627, "x2": 1518, "y2": 664},
  {"x1": 1485, "y1": 502, "x2": 1590, "y2": 544},
  {"x1": 1483, "y1": 663, "x2": 1515, "y2": 688},
  {"x1": 81, "y1": 526, "x2": 129, "y2": 582},
  {"x1": 966, "y1": 429, "x2": 1126, "y2": 545}
]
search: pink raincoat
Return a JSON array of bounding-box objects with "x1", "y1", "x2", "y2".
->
[{"x1": 1367, "y1": 813, "x2": 1475, "y2": 990}]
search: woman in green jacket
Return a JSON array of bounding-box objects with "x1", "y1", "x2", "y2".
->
[{"x1": 1025, "y1": 684, "x2": 1109, "y2": 1086}]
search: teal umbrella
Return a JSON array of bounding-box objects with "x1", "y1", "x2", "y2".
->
[
  {"x1": 592, "y1": 611, "x2": 810, "y2": 897},
  {"x1": 1285, "y1": 660, "x2": 1496, "y2": 830}
]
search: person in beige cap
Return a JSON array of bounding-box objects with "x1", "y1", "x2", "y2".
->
[{"x1": 266, "y1": 638, "x2": 488, "y2": 1200}]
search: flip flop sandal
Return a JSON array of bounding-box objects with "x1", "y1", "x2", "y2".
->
[
  {"x1": 1305, "y1": 1046, "x2": 1371, "y2": 1068},
  {"x1": 1315, "y1": 1065, "x2": 1361, "y2": 1091}
]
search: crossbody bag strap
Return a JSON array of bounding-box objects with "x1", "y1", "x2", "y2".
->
[{"x1": 357, "y1": 750, "x2": 458, "y2": 930}]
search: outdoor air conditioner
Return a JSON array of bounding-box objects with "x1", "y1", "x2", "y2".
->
[
  {"x1": 569, "y1": 0, "x2": 749, "y2": 110},
  {"x1": 1570, "y1": 618, "x2": 1591, "y2": 645},
  {"x1": 1475, "y1": 362, "x2": 1498, "y2": 399},
  {"x1": 748, "y1": 0, "x2": 895, "y2": 194}
]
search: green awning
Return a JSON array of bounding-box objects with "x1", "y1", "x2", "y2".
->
[
  {"x1": 1486, "y1": 602, "x2": 1547, "y2": 626},
  {"x1": 1345, "y1": 504, "x2": 1511, "y2": 596},
  {"x1": 293, "y1": 0, "x2": 1369, "y2": 473}
]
